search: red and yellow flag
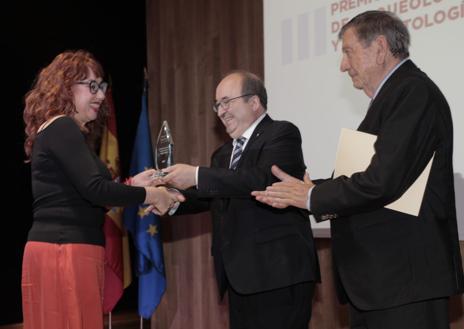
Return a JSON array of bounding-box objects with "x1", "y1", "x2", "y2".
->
[{"x1": 99, "y1": 89, "x2": 132, "y2": 313}]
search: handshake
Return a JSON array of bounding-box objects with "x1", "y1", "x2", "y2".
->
[
  {"x1": 130, "y1": 164, "x2": 199, "y2": 216},
  {"x1": 134, "y1": 163, "x2": 315, "y2": 215}
]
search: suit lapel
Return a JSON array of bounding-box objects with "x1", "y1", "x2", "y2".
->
[
  {"x1": 358, "y1": 60, "x2": 417, "y2": 133},
  {"x1": 219, "y1": 142, "x2": 233, "y2": 169},
  {"x1": 371, "y1": 59, "x2": 415, "y2": 109},
  {"x1": 236, "y1": 115, "x2": 273, "y2": 168},
  {"x1": 216, "y1": 114, "x2": 273, "y2": 170}
]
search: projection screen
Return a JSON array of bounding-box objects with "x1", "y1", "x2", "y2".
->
[{"x1": 264, "y1": 0, "x2": 464, "y2": 238}]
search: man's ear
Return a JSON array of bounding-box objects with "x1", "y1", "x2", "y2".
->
[
  {"x1": 375, "y1": 35, "x2": 388, "y2": 65},
  {"x1": 249, "y1": 95, "x2": 260, "y2": 111}
]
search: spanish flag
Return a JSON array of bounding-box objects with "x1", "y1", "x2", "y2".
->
[{"x1": 99, "y1": 89, "x2": 132, "y2": 313}]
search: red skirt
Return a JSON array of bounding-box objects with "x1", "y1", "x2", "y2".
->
[{"x1": 22, "y1": 241, "x2": 105, "y2": 329}]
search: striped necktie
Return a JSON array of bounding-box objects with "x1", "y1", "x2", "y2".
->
[{"x1": 229, "y1": 137, "x2": 246, "y2": 170}]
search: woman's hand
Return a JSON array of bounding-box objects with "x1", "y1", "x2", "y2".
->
[
  {"x1": 131, "y1": 169, "x2": 164, "y2": 187},
  {"x1": 144, "y1": 186, "x2": 185, "y2": 215}
]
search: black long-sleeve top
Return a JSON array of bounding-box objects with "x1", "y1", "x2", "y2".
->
[{"x1": 28, "y1": 116, "x2": 145, "y2": 246}]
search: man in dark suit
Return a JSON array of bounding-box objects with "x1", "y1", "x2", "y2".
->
[
  {"x1": 162, "y1": 70, "x2": 320, "y2": 329},
  {"x1": 252, "y1": 11, "x2": 464, "y2": 329}
]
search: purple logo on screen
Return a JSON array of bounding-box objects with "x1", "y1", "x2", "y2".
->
[{"x1": 281, "y1": 6, "x2": 327, "y2": 65}]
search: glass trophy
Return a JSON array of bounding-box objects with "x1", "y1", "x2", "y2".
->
[
  {"x1": 152, "y1": 120, "x2": 179, "y2": 215},
  {"x1": 153, "y1": 120, "x2": 174, "y2": 178}
]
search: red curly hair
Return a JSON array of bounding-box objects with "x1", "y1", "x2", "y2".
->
[{"x1": 23, "y1": 50, "x2": 108, "y2": 159}]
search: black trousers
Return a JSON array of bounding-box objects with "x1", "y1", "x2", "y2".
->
[
  {"x1": 349, "y1": 297, "x2": 450, "y2": 329},
  {"x1": 228, "y1": 281, "x2": 315, "y2": 329}
]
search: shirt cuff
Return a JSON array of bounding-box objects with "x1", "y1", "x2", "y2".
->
[
  {"x1": 167, "y1": 187, "x2": 181, "y2": 216},
  {"x1": 195, "y1": 166, "x2": 199, "y2": 188},
  {"x1": 168, "y1": 201, "x2": 180, "y2": 216},
  {"x1": 306, "y1": 186, "x2": 314, "y2": 211}
]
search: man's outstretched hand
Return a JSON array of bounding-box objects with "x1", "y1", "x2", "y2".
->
[{"x1": 251, "y1": 165, "x2": 314, "y2": 210}]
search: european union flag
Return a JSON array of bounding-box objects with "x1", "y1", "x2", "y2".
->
[{"x1": 123, "y1": 82, "x2": 166, "y2": 319}]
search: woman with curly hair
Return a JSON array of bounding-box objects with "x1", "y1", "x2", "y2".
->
[{"x1": 22, "y1": 50, "x2": 183, "y2": 329}]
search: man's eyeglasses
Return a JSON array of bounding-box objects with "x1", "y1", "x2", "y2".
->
[
  {"x1": 75, "y1": 80, "x2": 109, "y2": 94},
  {"x1": 213, "y1": 94, "x2": 254, "y2": 113}
]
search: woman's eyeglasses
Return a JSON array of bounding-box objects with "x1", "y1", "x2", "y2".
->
[{"x1": 75, "y1": 80, "x2": 109, "y2": 94}]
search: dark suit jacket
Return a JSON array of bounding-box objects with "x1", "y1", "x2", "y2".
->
[
  {"x1": 311, "y1": 60, "x2": 464, "y2": 310},
  {"x1": 179, "y1": 115, "x2": 320, "y2": 296}
]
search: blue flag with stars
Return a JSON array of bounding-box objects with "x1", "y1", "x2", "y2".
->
[{"x1": 123, "y1": 82, "x2": 166, "y2": 319}]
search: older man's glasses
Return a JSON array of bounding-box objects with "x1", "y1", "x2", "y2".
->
[
  {"x1": 213, "y1": 94, "x2": 254, "y2": 113},
  {"x1": 75, "y1": 80, "x2": 109, "y2": 94}
]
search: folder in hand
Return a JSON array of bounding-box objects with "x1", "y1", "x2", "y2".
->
[{"x1": 334, "y1": 128, "x2": 434, "y2": 216}]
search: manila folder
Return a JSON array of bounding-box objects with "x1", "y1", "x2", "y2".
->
[{"x1": 333, "y1": 128, "x2": 434, "y2": 216}]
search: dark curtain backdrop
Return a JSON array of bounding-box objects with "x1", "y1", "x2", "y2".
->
[
  {"x1": 145, "y1": 0, "x2": 464, "y2": 329},
  {"x1": 1, "y1": 0, "x2": 146, "y2": 325}
]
